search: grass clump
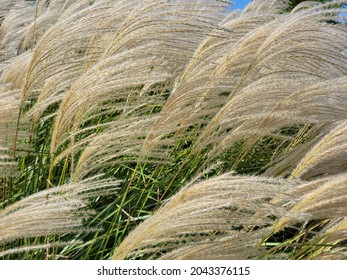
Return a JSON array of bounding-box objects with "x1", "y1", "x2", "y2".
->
[{"x1": 0, "y1": 0, "x2": 346, "y2": 259}]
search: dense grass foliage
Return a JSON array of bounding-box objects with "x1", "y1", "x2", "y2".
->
[{"x1": 0, "y1": 0, "x2": 346, "y2": 260}]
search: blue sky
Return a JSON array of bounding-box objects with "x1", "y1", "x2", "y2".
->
[
  {"x1": 228, "y1": 1, "x2": 347, "y2": 20},
  {"x1": 229, "y1": 0, "x2": 252, "y2": 10}
]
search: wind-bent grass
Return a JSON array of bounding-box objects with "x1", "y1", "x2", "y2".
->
[{"x1": 0, "y1": 0, "x2": 346, "y2": 259}]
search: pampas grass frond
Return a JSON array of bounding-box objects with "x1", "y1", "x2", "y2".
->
[
  {"x1": 0, "y1": 86, "x2": 29, "y2": 178},
  {"x1": 112, "y1": 174, "x2": 298, "y2": 259},
  {"x1": 0, "y1": 2, "x2": 35, "y2": 61},
  {"x1": 113, "y1": 173, "x2": 346, "y2": 259},
  {"x1": 0, "y1": 176, "x2": 119, "y2": 243},
  {"x1": 0, "y1": 241, "x2": 82, "y2": 259},
  {"x1": 48, "y1": 0, "x2": 227, "y2": 169},
  {"x1": 292, "y1": 120, "x2": 347, "y2": 179}
]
